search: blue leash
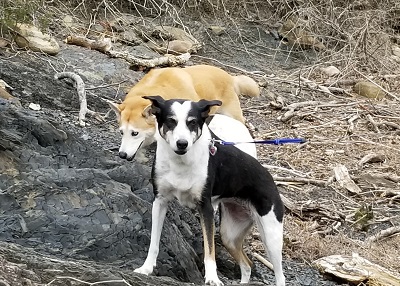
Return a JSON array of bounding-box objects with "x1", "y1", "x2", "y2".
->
[{"x1": 213, "y1": 138, "x2": 306, "y2": 146}]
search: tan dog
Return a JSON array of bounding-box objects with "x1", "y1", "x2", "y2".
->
[{"x1": 108, "y1": 64, "x2": 259, "y2": 162}]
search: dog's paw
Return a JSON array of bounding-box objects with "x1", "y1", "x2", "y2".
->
[
  {"x1": 205, "y1": 276, "x2": 224, "y2": 286},
  {"x1": 134, "y1": 265, "x2": 153, "y2": 275}
]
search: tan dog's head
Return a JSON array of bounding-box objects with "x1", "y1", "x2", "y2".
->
[{"x1": 108, "y1": 97, "x2": 156, "y2": 161}]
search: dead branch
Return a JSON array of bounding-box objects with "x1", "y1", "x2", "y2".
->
[
  {"x1": 358, "y1": 153, "x2": 385, "y2": 166},
  {"x1": 273, "y1": 176, "x2": 327, "y2": 186},
  {"x1": 65, "y1": 35, "x2": 190, "y2": 68},
  {"x1": 280, "y1": 194, "x2": 344, "y2": 221},
  {"x1": 347, "y1": 114, "x2": 360, "y2": 134},
  {"x1": 313, "y1": 253, "x2": 400, "y2": 285},
  {"x1": 378, "y1": 121, "x2": 400, "y2": 130},
  {"x1": 252, "y1": 252, "x2": 274, "y2": 271},
  {"x1": 65, "y1": 35, "x2": 112, "y2": 53},
  {"x1": 300, "y1": 76, "x2": 349, "y2": 95},
  {"x1": 107, "y1": 50, "x2": 191, "y2": 68},
  {"x1": 366, "y1": 114, "x2": 380, "y2": 133},
  {"x1": 263, "y1": 164, "x2": 308, "y2": 177},
  {"x1": 333, "y1": 164, "x2": 362, "y2": 194},
  {"x1": 365, "y1": 226, "x2": 400, "y2": 244},
  {"x1": 46, "y1": 276, "x2": 132, "y2": 285},
  {"x1": 325, "y1": 78, "x2": 358, "y2": 87},
  {"x1": 355, "y1": 173, "x2": 400, "y2": 183},
  {"x1": 277, "y1": 101, "x2": 321, "y2": 122},
  {"x1": 356, "y1": 135, "x2": 400, "y2": 153},
  {"x1": 54, "y1": 72, "x2": 103, "y2": 127}
]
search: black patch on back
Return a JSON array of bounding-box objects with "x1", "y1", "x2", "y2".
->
[{"x1": 205, "y1": 131, "x2": 284, "y2": 222}]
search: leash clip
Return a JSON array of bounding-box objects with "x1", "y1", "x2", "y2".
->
[{"x1": 209, "y1": 139, "x2": 218, "y2": 156}]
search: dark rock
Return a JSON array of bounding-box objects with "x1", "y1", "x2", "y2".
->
[{"x1": 0, "y1": 100, "x2": 203, "y2": 284}]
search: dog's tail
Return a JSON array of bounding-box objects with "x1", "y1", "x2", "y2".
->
[{"x1": 233, "y1": 75, "x2": 260, "y2": 97}]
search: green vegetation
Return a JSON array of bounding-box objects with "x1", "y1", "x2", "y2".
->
[{"x1": 0, "y1": 0, "x2": 49, "y2": 30}]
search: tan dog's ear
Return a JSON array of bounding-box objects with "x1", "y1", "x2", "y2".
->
[
  {"x1": 142, "y1": 104, "x2": 156, "y2": 124},
  {"x1": 106, "y1": 100, "x2": 121, "y2": 122}
]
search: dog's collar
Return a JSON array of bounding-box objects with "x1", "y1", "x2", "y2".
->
[{"x1": 209, "y1": 138, "x2": 218, "y2": 156}]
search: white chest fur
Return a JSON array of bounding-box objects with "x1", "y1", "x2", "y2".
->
[{"x1": 155, "y1": 138, "x2": 210, "y2": 208}]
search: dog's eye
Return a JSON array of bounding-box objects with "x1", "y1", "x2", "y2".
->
[
  {"x1": 166, "y1": 118, "x2": 177, "y2": 127},
  {"x1": 131, "y1": 131, "x2": 139, "y2": 136},
  {"x1": 188, "y1": 119, "x2": 197, "y2": 127}
]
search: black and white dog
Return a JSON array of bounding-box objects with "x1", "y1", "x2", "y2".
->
[{"x1": 134, "y1": 96, "x2": 285, "y2": 286}]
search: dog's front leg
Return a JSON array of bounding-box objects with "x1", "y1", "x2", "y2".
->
[
  {"x1": 199, "y1": 200, "x2": 223, "y2": 286},
  {"x1": 134, "y1": 195, "x2": 168, "y2": 275}
]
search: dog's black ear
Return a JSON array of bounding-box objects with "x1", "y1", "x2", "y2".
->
[
  {"x1": 143, "y1": 95, "x2": 165, "y2": 115},
  {"x1": 197, "y1": 99, "x2": 222, "y2": 118}
]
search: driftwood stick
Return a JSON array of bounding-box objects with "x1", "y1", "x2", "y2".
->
[
  {"x1": 299, "y1": 76, "x2": 349, "y2": 95},
  {"x1": 313, "y1": 253, "x2": 400, "y2": 285},
  {"x1": 358, "y1": 153, "x2": 385, "y2": 166},
  {"x1": 366, "y1": 114, "x2": 380, "y2": 133},
  {"x1": 279, "y1": 194, "x2": 344, "y2": 221},
  {"x1": 54, "y1": 72, "x2": 103, "y2": 127},
  {"x1": 263, "y1": 164, "x2": 308, "y2": 177},
  {"x1": 278, "y1": 101, "x2": 321, "y2": 122},
  {"x1": 65, "y1": 35, "x2": 191, "y2": 68},
  {"x1": 46, "y1": 276, "x2": 132, "y2": 285},
  {"x1": 333, "y1": 164, "x2": 362, "y2": 194},
  {"x1": 252, "y1": 252, "x2": 274, "y2": 271},
  {"x1": 378, "y1": 121, "x2": 400, "y2": 130},
  {"x1": 355, "y1": 173, "x2": 400, "y2": 183},
  {"x1": 273, "y1": 175, "x2": 327, "y2": 186},
  {"x1": 365, "y1": 226, "x2": 400, "y2": 244},
  {"x1": 347, "y1": 114, "x2": 360, "y2": 134},
  {"x1": 65, "y1": 35, "x2": 112, "y2": 53},
  {"x1": 107, "y1": 50, "x2": 191, "y2": 68}
]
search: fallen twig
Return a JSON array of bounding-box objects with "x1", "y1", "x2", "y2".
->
[
  {"x1": 54, "y1": 72, "x2": 104, "y2": 127},
  {"x1": 300, "y1": 76, "x2": 349, "y2": 95},
  {"x1": 252, "y1": 252, "x2": 274, "y2": 271},
  {"x1": 365, "y1": 226, "x2": 400, "y2": 244},
  {"x1": 358, "y1": 153, "x2": 385, "y2": 166},
  {"x1": 313, "y1": 253, "x2": 400, "y2": 285},
  {"x1": 333, "y1": 164, "x2": 362, "y2": 194},
  {"x1": 263, "y1": 164, "x2": 308, "y2": 177},
  {"x1": 280, "y1": 194, "x2": 344, "y2": 221},
  {"x1": 65, "y1": 35, "x2": 112, "y2": 53},
  {"x1": 46, "y1": 276, "x2": 132, "y2": 285},
  {"x1": 377, "y1": 121, "x2": 400, "y2": 130},
  {"x1": 273, "y1": 175, "x2": 327, "y2": 186},
  {"x1": 108, "y1": 50, "x2": 191, "y2": 68},
  {"x1": 347, "y1": 114, "x2": 360, "y2": 134},
  {"x1": 277, "y1": 101, "x2": 321, "y2": 122},
  {"x1": 356, "y1": 135, "x2": 400, "y2": 153},
  {"x1": 366, "y1": 114, "x2": 380, "y2": 133}
]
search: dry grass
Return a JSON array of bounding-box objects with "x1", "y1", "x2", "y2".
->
[{"x1": 241, "y1": 73, "x2": 400, "y2": 275}]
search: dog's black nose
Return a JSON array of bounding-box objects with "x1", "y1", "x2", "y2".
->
[
  {"x1": 176, "y1": 139, "x2": 188, "y2": 150},
  {"x1": 119, "y1": 151, "x2": 127, "y2": 159}
]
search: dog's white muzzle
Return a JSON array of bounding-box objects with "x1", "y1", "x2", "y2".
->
[{"x1": 118, "y1": 132, "x2": 147, "y2": 161}]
